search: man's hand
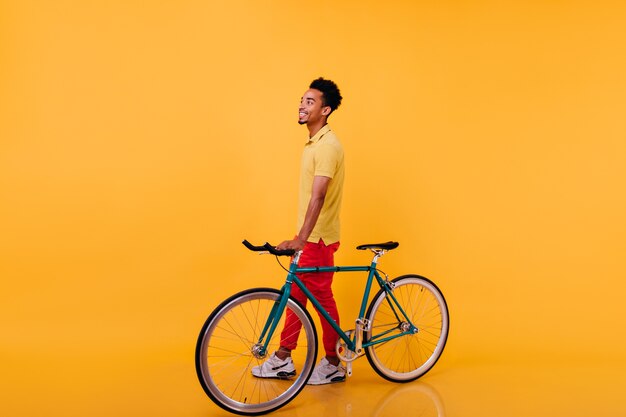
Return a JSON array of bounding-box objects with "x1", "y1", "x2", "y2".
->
[{"x1": 276, "y1": 237, "x2": 307, "y2": 252}]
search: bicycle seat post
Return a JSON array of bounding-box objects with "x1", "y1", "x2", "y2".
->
[{"x1": 371, "y1": 249, "x2": 387, "y2": 265}]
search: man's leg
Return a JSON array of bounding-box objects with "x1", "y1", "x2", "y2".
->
[
  {"x1": 278, "y1": 278, "x2": 307, "y2": 357},
  {"x1": 303, "y1": 240, "x2": 341, "y2": 363},
  {"x1": 303, "y1": 240, "x2": 346, "y2": 385}
]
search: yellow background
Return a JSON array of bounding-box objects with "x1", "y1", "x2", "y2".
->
[{"x1": 1, "y1": 1, "x2": 625, "y2": 416}]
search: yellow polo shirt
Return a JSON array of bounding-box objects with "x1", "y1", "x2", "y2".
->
[{"x1": 297, "y1": 124, "x2": 345, "y2": 244}]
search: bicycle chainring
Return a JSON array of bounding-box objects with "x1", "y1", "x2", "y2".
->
[{"x1": 335, "y1": 330, "x2": 360, "y2": 362}]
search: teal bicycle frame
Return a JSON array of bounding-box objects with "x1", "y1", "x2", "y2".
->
[{"x1": 256, "y1": 250, "x2": 419, "y2": 357}]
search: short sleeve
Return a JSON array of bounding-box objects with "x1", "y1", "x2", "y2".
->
[{"x1": 314, "y1": 143, "x2": 340, "y2": 178}]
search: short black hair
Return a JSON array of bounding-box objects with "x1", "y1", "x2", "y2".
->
[{"x1": 309, "y1": 77, "x2": 342, "y2": 114}]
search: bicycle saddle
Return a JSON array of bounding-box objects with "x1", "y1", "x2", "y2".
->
[{"x1": 356, "y1": 241, "x2": 399, "y2": 251}]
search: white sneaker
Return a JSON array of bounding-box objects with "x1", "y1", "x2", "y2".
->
[
  {"x1": 307, "y1": 357, "x2": 346, "y2": 385},
  {"x1": 251, "y1": 353, "x2": 296, "y2": 379}
]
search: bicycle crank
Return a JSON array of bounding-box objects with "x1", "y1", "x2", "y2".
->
[{"x1": 336, "y1": 330, "x2": 363, "y2": 376}]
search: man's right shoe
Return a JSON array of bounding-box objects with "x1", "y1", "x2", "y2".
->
[
  {"x1": 307, "y1": 357, "x2": 346, "y2": 385},
  {"x1": 251, "y1": 353, "x2": 297, "y2": 379}
]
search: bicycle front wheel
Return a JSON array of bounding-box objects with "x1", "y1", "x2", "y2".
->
[
  {"x1": 195, "y1": 288, "x2": 318, "y2": 415},
  {"x1": 365, "y1": 275, "x2": 449, "y2": 382}
]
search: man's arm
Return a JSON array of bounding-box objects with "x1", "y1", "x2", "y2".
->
[{"x1": 277, "y1": 175, "x2": 331, "y2": 251}]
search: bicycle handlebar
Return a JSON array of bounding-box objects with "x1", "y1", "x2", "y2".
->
[{"x1": 242, "y1": 240, "x2": 296, "y2": 257}]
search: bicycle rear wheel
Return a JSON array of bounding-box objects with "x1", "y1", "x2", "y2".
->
[
  {"x1": 195, "y1": 288, "x2": 318, "y2": 415},
  {"x1": 365, "y1": 275, "x2": 449, "y2": 382}
]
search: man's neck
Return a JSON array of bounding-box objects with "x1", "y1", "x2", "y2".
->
[{"x1": 307, "y1": 120, "x2": 327, "y2": 138}]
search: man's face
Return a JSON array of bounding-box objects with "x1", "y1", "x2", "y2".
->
[{"x1": 298, "y1": 88, "x2": 329, "y2": 125}]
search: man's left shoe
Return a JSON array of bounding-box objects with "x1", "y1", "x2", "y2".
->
[{"x1": 251, "y1": 353, "x2": 296, "y2": 379}]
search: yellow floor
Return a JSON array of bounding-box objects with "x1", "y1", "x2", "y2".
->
[{"x1": 4, "y1": 347, "x2": 624, "y2": 417}]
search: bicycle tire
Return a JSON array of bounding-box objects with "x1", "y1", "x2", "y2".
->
[
  {"x1": 365, "y1": 275, "x2": 449, "y2": 382},
  {"x1": 195, "y1": 288, "x2": 318, "y2": 415}
]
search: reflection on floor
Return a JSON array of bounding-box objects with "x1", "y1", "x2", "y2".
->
[{"x1": 199, "y1": 354, "x2": 626, "y2": 417}]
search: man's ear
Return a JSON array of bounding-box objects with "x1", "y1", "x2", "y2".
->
[{"x1": 322, "y1": 106, "x2": 331, "y2": 116}]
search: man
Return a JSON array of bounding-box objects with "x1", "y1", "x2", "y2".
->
[{"x1": 252, "y1": 77, "x2": 345, "y2": 385}]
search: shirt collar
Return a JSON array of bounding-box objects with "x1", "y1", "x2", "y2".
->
[{"x1": 307, "y1": 124, "x2": 331, "y2": 144}]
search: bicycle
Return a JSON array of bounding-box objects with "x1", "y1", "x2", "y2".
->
[{"x1": 195, "y1": 240, "x2": 449, "y2": 415}]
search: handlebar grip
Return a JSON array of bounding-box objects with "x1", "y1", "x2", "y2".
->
[
  {"x1": 242, "y1": 240, "x2": 265, "y2": 251},
  {"x1": 263, "y1": 243, "x2": 295, "y2": 257},
  {"x1": 242, "y1": 240, "x2": 295, "y2": 257}
]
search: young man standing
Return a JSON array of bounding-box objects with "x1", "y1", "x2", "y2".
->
[{"x1": 252, "y1": 78, "x2": 345, "y2": 385}]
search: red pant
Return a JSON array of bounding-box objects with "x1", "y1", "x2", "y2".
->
[{"x1": 280, "y1": 239, "x2": 340, "y2": 358}]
